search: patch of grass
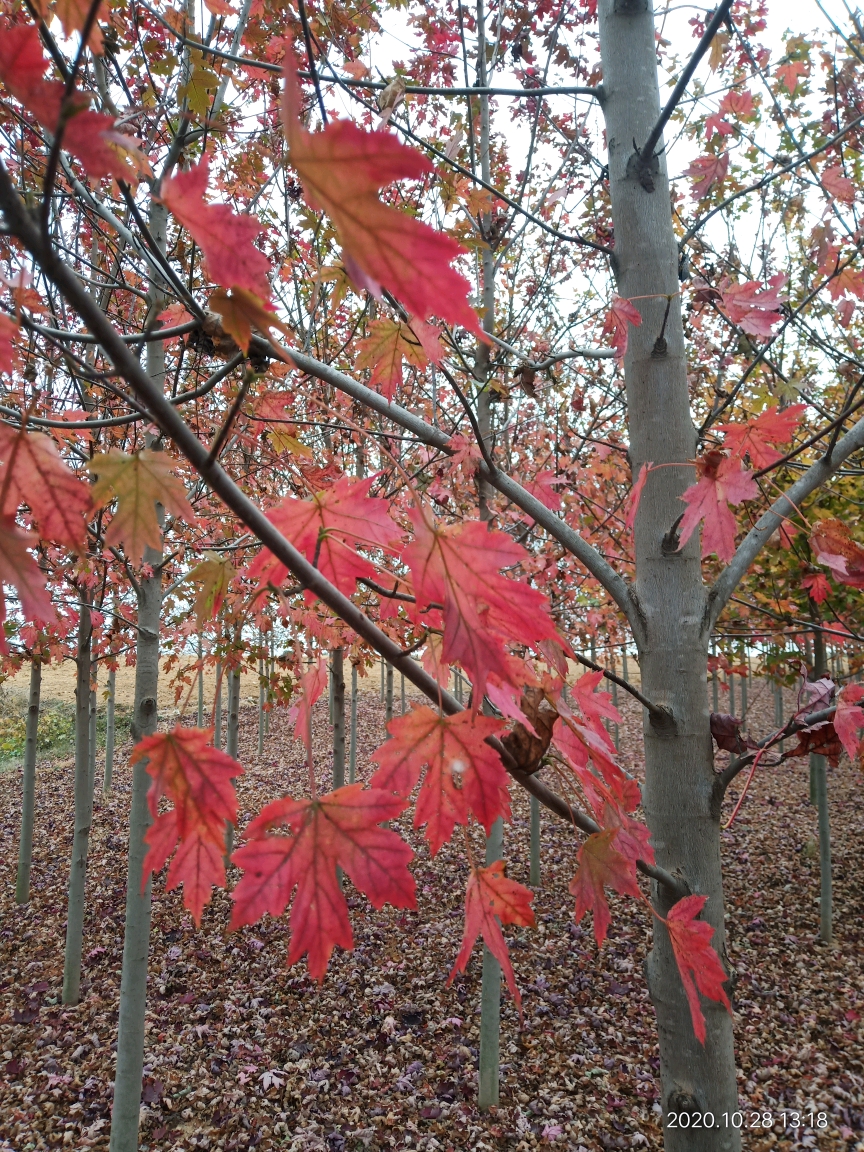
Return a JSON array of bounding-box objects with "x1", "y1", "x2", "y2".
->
[{"x1": 0, "y1": 690, "x2": 132, "y2": 770}]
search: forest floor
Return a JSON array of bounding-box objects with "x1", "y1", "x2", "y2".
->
[{"x1": 0, "y1": 679, "x2": 862, "y2": 1152}]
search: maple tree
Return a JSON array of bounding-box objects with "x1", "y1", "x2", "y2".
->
[{"x1": 0, "y1": 0, "x2": 863, "y2": 1149}]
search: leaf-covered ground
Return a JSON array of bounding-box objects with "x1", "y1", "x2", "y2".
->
[{"x1": 1, "y1": 680, "x2": 862, "y2": 1152}]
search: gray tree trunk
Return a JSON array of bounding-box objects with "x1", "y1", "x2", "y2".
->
[
  {"x1": 529, "y1": 794, "x2": 541, "y2": 887},
  {"x1": 197, "y1": 634, "x2": 204, "y2": 728},
  {"x1": 597, "y1": 0, "x2": 739, "y2": 1145},
  {"x1": 258, "y1": 633, "x2": 265, "y2": 755},
  {"x1": 15, "y1": 658, "x2": 42, "y2": 905},
  {"x1": 224, "y1": 666, "x2": 241, "y2": 858},
  {"x1": 478, "y1": 817, "x2": 503, "y2": 1109},
  {"x1": 104, "y1": 666, "x2": 116, "y2": 793},
  {"x1": 62, "y1": 592, "x2": 93, "y2": 1004},
  {"x1": 88, "y1": 660, "x2": 98, "y2": 795},
  {"x1": 109, "y1": 197, "x2": 167, "y2": 1152},
  {"x1": 809, "y1": 627, "x2": 832, "y2": 942},
  {"x1": 332, "y1": 648, "x2": 345, "y2": 790},
  {"x1": 385, "y1": 663, "x2": 393, "y2": 724},
  {"x1": 214, "y1": 661, "x2": 223, "y2": 749},
  {"x1": 349, "y1": 661, "x2": 358, "y2": 784}
]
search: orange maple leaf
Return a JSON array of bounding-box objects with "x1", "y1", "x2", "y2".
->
[
  {"x1": 281, "y1": 62, "x2": 480, "y2": 333},
  {"x1": 570, "y1": 829, "x2": 642, "y2": 948}
]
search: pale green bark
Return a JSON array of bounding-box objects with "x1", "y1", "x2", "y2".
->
[
  {"x1": 478, "y1": 817, "x2": 503, "y2": 1110},
  {"x1": 15, "y1": 658, "x2": 42, "y2": 905},
  {"x1": 62, "y1": 594, "x2": 93, "y2": 1005}
]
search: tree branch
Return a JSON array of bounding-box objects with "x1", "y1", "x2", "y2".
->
[{"x1": 706, "y1": 412, "x2": 864, "y2": 630}]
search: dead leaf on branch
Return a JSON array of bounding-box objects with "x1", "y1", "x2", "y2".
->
[{"x1": 501, "y1": 686, "x2": 559, "y2": 774}]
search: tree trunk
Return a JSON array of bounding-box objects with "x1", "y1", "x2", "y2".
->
[
  {"x1": 597, "y1": 1, "x2": 740, "y2": 1146},
  {"x1": 62, "y1": 592, "x2": 93, "y2": 1004},
  {"x1": 224, "y1": 665, "x2": 241, "y2": 858},
  {"x1": 104, "y1": 666, "x2": 116, "y2": 793},
  {"x1": 332, "y1": 648, "x2": 345, "y2": 790},
  {"x1": 478, "y1": 816, "x2": 503, "y2": 1109},
  {"x1": 258, "y1": 632, "x2": 265, "y2": 756},
  {"x1": 88, "y1": 659, "x2": 98, "y2": 795},
  {"x1": 197, "y1": 634, "x2": 205, "y2": 728},
  {"x1": 16, "y1": 657, "x2": 42, "y2": 905},
  {"x1": 809, "y1": 626, "x2": 832, "y2": 942},
  {"x1": 109, "y1": 196, "x2": 167, "y2": 1152},
  {"x1": 349, "y1": 661, "x2": 358, "y2": 784},
  {"x1": 385, "y1": 662, "x2": 393, "y2": 724},
  {"x1": 529, "y1": 794, "x2": 541, "y2": 888},
  {"x1": 214, "y1": 661, "x2": 223, "y2": 749}
]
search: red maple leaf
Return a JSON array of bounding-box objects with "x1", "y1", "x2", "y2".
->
[
  {"x1": 133, "y1": 726, "x2": 243, "y2": 924},
  {"x1": 570, "y1": 829, "x2": 642, "y2": 948},
  {"x1": 281, "y1": 62, "x2": 480, "y2": 333},
  {"x1": 801, "y1": 572, "x2": 832, "y2": 603},
  {"x1": 717, "y1": 404, "x2": 805, "y2": 470},
  {"x1": 810, "y1": 518, "x2": 864, "y2": 588},
  {"x1": 684, "y1": 152, "x2": 729, "y2": 198},
  {"x1": 624, "y1": 462, "x2": 652, "y2": 531},
  {"x1": 834, "y1": 684, "x2": 864, "y2": 766},
  {"x1": 402, "y1": 508, "x2": 559, "y2": 698},
  {"x1": 247, "y1": 476, "x2": 398, "y2": 600},
  {"x1": 0, "y1": 24, "x2": 145, "y2": 183},
  {"x1": 0, "y1": 426, "x2": 92, "y2": 549},
  {"x1": 821, "y1": 165, "x2": 855, "y2": 204},
  {"x1": 0, "y1": 313, "x2": 19, "y2": 375},
  {"x1": 678, "y1": 450, "x2": 759, "y2": 562},
  {"x1": 0, "y1": 517, "x2": 54, "y2": 650},
  {"x1": 519, "y1": 470, "x2": 563, "y2": 512},
  {"x1": 601, "y1": 295, "x2": 642, "y2": 358},
  {"x1": 449, "y1": 860, "x2": 534, "y2": 1008},
  {"x1": 230, "y1": 784, "x2": 415, "y2": 980},
  {"x1": 718, "y1": 274, "x2": 787, "y2": 338},
  {"x1": 287, "y1": 658, "x2": 328, "y2": 752},
  {"x1": 664, "y1": 895, "x2": 731, "y2": 1044},
  {"x1": 370, "y1": 706, "x2": 510, "y2": 853},
  {"x1": 355, "y1": 319, "x2": 429, "y2": 401},
  {"x1": 160, "y1": 160, "x2": 272, "y2": 300}
]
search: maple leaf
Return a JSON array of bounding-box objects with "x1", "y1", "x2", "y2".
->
[
  {"x1": 519, "y1": 470, "x2": 563, "y2": 512},
  {"x1": 601, "y1": 296, "x2": 642, "y2": 358},
  {"x1": 185, "y1": 551, "x2": 235, "y2": 629},
  {"x1": 678, "y1": 450, "x2": 759, "y2": 562},
  {"x1": 402, "y1": 508, "x2": 559, "y2": 698},
  {"x1": 370, "y1": 706, "x2": 510, "y2": 853},
  {"x1": 52, "y1": 0, "x2": 105, "y2": 52},
  {"x1": 355, "y1": 319, "x2": 428, "y2": 400},
  {"x1": 801, "y1": 572, "x2": 831, "y2": 603},
  {"x1": 710, "y1": 712, "x2": 749, "y2": 753},
  {"x1": 160, "y1": 160, "x2": 272, "y2": 300},
  {"x1": 719, "y1": 89, "x2": 755, "y2": 119},
  {"x1": 288, "y1": 658, "x2": 328, "y2": 752},
  {"x1": 89, "y1": 449, "x2": 196, "y2": 565},
  {"x1": 230, "y1": 784, "x2": 415, "y2": 979},
  {"x1": 775, "y1": 60, "x2": 809, "y2": 94},
  {"x1": 570, "y1": 829, "x2": 641, "y2": 948},
  {"x1": 684, "y1": 152, "x2": 729, "y2": 198},
  {"x1": 570, "y1": 670, "x2": 621, "y2": 737},
  {"x1": 0, "y1": 517, "x2": 54, "y2": 649},
  {"x1": 0, "y1": 313, "x2": 19, "y2": 374},
  {"x1": 132, "y1": 726, "x2": 242, "y2": 924},
  {"x1": 0, "y1": 25, "x2": 146, "y2": 183},
  {"x1": 821, "y1": 165, "x2": 855, "y2": 204},
  {"x1": 717, "y1": 404, "x2": 805, "y2": 470},
  {"x1": 664, "y1": 895, "x2": 731, "y2": 1044},
  {"x1": 719, "y1": 274, "x2": 787, "y2": 338},
  {"x1": 247, "y1": 476, "x2": 397, "y2": 600},
  {"x1": 208, "y1": 287, "x2": 291, "y2": 354},
  {"x1": 834, "y1": 684, "x2": 864, "y2": 766},
  {"x1": 624, "y1": 462, "x2": 652, "y2": 531},
  {"x1": 809, "y1": 519, "x2": 864, "y2": 588},
  {"x1": 449, "y1": 861, "x2": 534, "y2": 1008},
  {"x1": 0, "y1": 427, "x2": 91, "y2": 549},
  {"x1": 281, "y1": 63, "x2": 480, "y2": 333}
]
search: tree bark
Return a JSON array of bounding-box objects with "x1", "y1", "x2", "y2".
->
[
  {"x1": 88, "y1": 659, "x2": 98, "y2": 795},
  {"x1": 104, "y1": 665, "x2": 116, "y2": 793},
  {"x1": 332, "y1": 648, "x2": 345, "y2": 790},
  {"x1": 15, "y1": 658, "x2": 42, "y2": 905},
  {"x1": 109, "y1": 196, "x2": 167, "y2": 1152},
  {"x1": 62, "y1": 592, "x2": 93, "y2": 1004},
  {"x1": 225, "y1": 665, "x2": 241, "y2": 858},
  {"x1": 597, "y1": 1, "x2": 739, "y2": 1146},
  {"x1": 349, "y1": 660, "x2": 358, "y2": 784}
]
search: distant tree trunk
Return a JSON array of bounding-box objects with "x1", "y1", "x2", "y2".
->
[
  {"x1": 809, "y1": 626, "x2": 832, "y2": 943},
  {"x1": 529, "y1": 794, "x2": 541, "y2": 887},
  {"x1": 214, "y1": 661, "x2": 223, "y2": 749},
  {"x1": 103, "y1": 665, "x2": 116, "y2": 793},
  {"x1": 109, "y1": 196, "x2": 168, "y2": 1152},
  {"x1": 349, "y1": 660, "x2": 358, "y2": 784},
  {"x1": 258, "y1": 632, "x2": 265, "y2": 756},
  {"x1": 15, "y1": 657, "x2": 42, "y2": 905},
  {"x1": 88, "y1": 659, "x2": 98, "y2": 794},
  {"x1": 225, "y1": 665, "x2": 241, "y2": 858},
  {"x1": 478, "y1": 816, "x2": 503, "y2": 1109},
  {"x1": 62, "y1": 591, "x2": 93, "y2": 1004},
  {"x1": 385, "y1": 663, "x2": 393, "y2": 724},
  {"x1": 197, "y1": 634, "x2": 204, "y2": 728},
  {"x1": 332, "y1": 648, "x2": 345, "y2": 790}
]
